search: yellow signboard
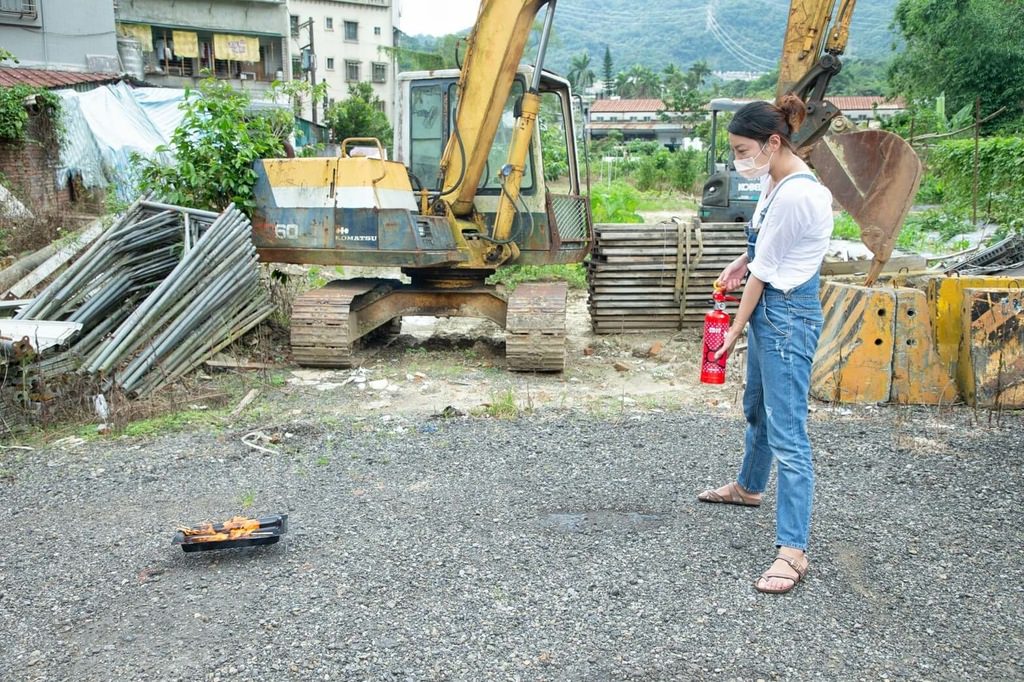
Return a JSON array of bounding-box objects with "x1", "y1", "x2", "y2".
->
[
  {"x1": 116, "y1": 23, "x2": 153, "y2": 52},
  {"x1": 172, "y1": 31, "x2": 199, "y2": 59},
  {"x1": 213, "y1": 34, "x2": 260, "y2": 62}
]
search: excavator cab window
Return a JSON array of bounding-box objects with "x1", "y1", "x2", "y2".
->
[
  {"x1": 409, "y1": 82, "x2": 446, "y2": 187},
  {"x1": 451, "y1": 78, "x2": 536, "y2": 195},
  {"x1": 407, "y1": 76, "x2": 536, "y2": 195}
]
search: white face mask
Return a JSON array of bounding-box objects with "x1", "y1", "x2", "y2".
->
[{"x1": 734, "y1": 143, "x2": 774, "y2": 179}]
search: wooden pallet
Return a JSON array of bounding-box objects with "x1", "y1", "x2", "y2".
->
[{"x1": 587, "y1": 219, "x2": 746, "y2": 334}]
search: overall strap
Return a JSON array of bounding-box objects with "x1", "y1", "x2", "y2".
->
[{"x1": 757, "y1": 172, "x2": 818, "y2": 225}]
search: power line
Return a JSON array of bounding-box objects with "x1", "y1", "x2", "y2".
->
[{"x1": 705, "y1": 4, "x2": 776, "y2": 70}]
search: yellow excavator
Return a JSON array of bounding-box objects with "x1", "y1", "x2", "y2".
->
[
  {"x1": 250, "y1": 0, "x2": 920, "y2": 370},
  {"x1": 251, "y1": 1, "x2": 589, "y2": 372}
]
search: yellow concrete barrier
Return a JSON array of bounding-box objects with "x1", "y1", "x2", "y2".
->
[
  {"x1": 960, "y1": 287, "x2": 1024, "y2": 408},
  {"x1": 811, "y1": 282, "x2": 896, "y2": 403},
  {"x1": 891, "y1": 287, "x2": 959, "y2": 405}
]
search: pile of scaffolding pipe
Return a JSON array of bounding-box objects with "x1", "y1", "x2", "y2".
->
[
  {"x1": 92, "y1": 204, "x2": 274, "y2": 396},
  {"x1": 16, "y1": 198, "x2": 215, "y2": 359},
  {"x1": 15, "y1": 200, "x2": 273, "y2": 398}
]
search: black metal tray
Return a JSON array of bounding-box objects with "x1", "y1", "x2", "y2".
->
[{"x1": 172, "y1": 514, "x2": 288, "y2": 552}]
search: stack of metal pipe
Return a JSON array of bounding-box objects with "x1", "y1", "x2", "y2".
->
[{"x1": 15, "y1": 200, "x2": 273, "y2": 397}]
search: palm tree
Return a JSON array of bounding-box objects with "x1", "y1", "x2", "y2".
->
[
  {"x1": 616, "y1": 64, "x2": 661, "y2": 99},
  {"x1": 567, "y1": 52, "x2": 596, "y2": 93},
  {"x1": 687, "y1": 60, "x2": 712, "y2": 90}
]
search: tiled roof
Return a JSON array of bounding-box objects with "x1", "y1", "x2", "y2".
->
[
  {"x1": 590, "y1": 99, "x2": 666, "y2": 113},
  {"x1": 830, "y1": 96, "x2": 906, "y2": 110},
  {"x1": 0, "y1": 67, "x2": 122, "y2": 89}
]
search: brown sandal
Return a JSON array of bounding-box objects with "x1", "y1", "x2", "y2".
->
[
  {"x1": 697, "y1": 481, "x2": 762, "y2": 507},
  {"x1": 754, "y1": 553, "x2": 808, "y2": 594}
]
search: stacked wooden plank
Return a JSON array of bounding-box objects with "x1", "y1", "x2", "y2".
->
[{"x1": 587, "y1": 219, "x2": 746, "y2": 333}]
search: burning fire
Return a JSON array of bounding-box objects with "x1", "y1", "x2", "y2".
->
[{"x1": 179, "y1": 515, "x2": 261, "y2": 543}]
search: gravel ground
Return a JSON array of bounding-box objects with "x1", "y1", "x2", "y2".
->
[{"x1": 1, "y1": 405, "x2": 1022, "y2": 681}]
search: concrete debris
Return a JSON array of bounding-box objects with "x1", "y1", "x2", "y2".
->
[{"x1": 0, "y1": 183, "x2": 33, "y2": 221}]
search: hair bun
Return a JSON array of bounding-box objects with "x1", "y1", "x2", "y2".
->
[{"x1": 777, "y1": 94, "x2": 807, "y2": 137}]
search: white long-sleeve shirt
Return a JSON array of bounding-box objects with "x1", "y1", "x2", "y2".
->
[{"x1": 746, "y1": 172, "x2": 833, "y2": 292}]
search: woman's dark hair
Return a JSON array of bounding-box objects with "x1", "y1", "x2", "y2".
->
[{"x1": 727, "y1": 94, "x2": 807, "y2": 148}]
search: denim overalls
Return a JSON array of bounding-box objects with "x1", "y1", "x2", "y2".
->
[{"x1": 736, "y1": 173, "x2": 824, "y2": 551}]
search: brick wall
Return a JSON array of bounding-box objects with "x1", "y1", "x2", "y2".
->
[{"x1": 0, "y1": 112, "x2": 72, "y2": 214}]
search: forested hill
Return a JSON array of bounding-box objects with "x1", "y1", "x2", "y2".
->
[{"x1": 405, "y1": 0, "x2": 901, "y2": 76}]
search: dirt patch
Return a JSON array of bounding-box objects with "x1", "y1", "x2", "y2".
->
[{"x1": 249, "y1": 288, "x2": 746, "y2": 421}]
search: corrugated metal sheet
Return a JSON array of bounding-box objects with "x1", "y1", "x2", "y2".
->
[
  {"x1": 0, "y1": 67, "x2": 120, "y2": 89},
  {"x1": 56, "y1": 82, "x2": 183, "y2": 201}
]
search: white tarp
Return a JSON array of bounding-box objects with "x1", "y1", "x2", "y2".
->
[
  {"x1": 56, "y1": 83, "x2": 293, "y2": 202},
  {"x1": 56, "y1": 82, "x2": 184, "y2": 201}
]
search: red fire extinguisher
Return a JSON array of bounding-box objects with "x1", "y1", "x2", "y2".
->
[{"x1": 700, "y1": 288, "x2": 739, "y2": 384}]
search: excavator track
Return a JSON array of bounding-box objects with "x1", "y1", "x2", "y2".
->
[
  {"x1": 290, "y1": 280, "x2": 380, "y2": 368},
  {"x1": 505, "y1": 281, "x2": 568, "y2": 372}
]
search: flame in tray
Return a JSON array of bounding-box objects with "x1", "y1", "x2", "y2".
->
[{"x1": 179, "y1": 516, "x2": 262, "y2": 543}]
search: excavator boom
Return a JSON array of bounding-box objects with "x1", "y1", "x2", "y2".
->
[{"x1": 440, "y1": 0, "x2": 550, "y2": 217}]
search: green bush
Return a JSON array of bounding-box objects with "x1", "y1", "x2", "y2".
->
[
  {"x1": 487, "y1": 263, "x2": 588, "y2": 291},
  {"x1": 0, "y1": 85, "x2": 61, "y2": 142},
  {"x1": 590, "y1": 181, "x2": 643, "y2": 223},
  {"x1": 915, "y1": 173, "x2": 945, "y2": 204},
  {"x1": 928, "y1": 136, "x2": 1024, "y2": 232},
  {"x1": 832, "y1": 212, "x2": 860, "y2": 240},
  {"x1": 137, "y1": 77, "x2": 284, "y2": 212}
]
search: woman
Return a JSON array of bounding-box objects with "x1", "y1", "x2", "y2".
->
[{"x1": 697, "y1": 95, "x2": 833, "y2": 595}]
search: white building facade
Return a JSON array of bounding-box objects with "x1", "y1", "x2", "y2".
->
[{"x1": 287, "y1": 0, "x2": 395, "y2": 124}]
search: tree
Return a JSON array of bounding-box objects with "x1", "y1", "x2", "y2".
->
[
  {"x1": 567, "y1": 52, "x2": 596, "y2": 94},
  {"x1": 602, "y1": 45, "x2": 614, "y2": 97},
  {"x1": 614, "y1": 64, "x2": 661, "y2": 99},
  {"x1": 137, "y1": 77, "x2": 284, "y2": 212},
  {"x1": 325, "y1": 82, "x2": 393, "y2": 151},
  {"x1": 661, "y1": 61, "x2": 710, "y2": 129},
  {"x1": 888, "y1": 0, "x2": 1024, "y2": 130}
]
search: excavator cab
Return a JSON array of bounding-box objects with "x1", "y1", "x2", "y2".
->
[{"x1": 394, "y1": 66, "x2": 591, "y2": 267}]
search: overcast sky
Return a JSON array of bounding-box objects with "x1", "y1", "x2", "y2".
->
[{"x1": 396, "y1": 0, "x2": 480, "y2": 36}]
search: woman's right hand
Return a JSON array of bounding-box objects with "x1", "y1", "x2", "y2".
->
[{"x1": 716, "y1": 255, "x2": 749, "y2": 292}]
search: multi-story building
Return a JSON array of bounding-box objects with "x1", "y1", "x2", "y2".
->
[
  {"x1": 287, "y1": 0, "x2": 395, "y2": 123},
  {"x1": 0, "y1": 0, "x2": 119, "y2": 72},
  {"x1": 115, "y1": 0, "x2": 292, "y2": 96},
  {"x1": 588, "y1": 99, "x2": 697, "y2": 151}
]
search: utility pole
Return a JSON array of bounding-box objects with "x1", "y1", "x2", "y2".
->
[{"x1": 298, "y1": 17, "x2": 317, "y2": 124}]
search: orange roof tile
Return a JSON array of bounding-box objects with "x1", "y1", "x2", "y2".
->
[
  {"x1": 0, "y1": 67, "x2": 121, "y2": 89},
  {"x1": 830, "y1": 95, "x2": 906, "y2": 110},
  {"x1": 590, "y1": 99, "x2": 666, "y2": 113}
]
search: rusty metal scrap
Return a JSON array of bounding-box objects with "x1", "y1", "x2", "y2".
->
[{"x1": 944, "y1": 234, "x2": 1024, "y2": 276}]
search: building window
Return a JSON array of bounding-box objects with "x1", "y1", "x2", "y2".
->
[
  {"x1": 326, "y1": 57, "x2": 335, "y2": 71},
  {"x1": 374, "y1": 100, "x2": 386, "y2": 114},
  {"x1": 1, "y1": 0, "x2": 41, "y2": 26},
  {"x1": 344, "y1": 21, "x2": 358, "y2": 41},
  {"x1": 372, "y1": 62, "x2": 387, "y2": 83},
  {"x1": 325, "y1": 17, "x2": 333, "y2": 31},
  {"x1": 374, "y1": 26, "x2": 381, "y2": 36},
  {"x1": 345, "y1": 60, "x2": 360, "y2": 82},
  {"x1": 289, "y1": 15, "x2": 299, "y2": 39}
]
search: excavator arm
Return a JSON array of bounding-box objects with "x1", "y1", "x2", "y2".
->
[
  {"x1": 777, "y1": 0, "x2": 922, "y2": 285},
  {"x1": 439, "y1": 0, "x2": 552, "y2": 215}
]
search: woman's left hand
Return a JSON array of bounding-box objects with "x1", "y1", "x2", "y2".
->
[{"x1": 714, "y1": 327, "x2": 742, "y2": 361}]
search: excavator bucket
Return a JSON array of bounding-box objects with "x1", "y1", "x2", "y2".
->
[{"x1": 809, "y1": 129, "x2": 923, "y2": 286}]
